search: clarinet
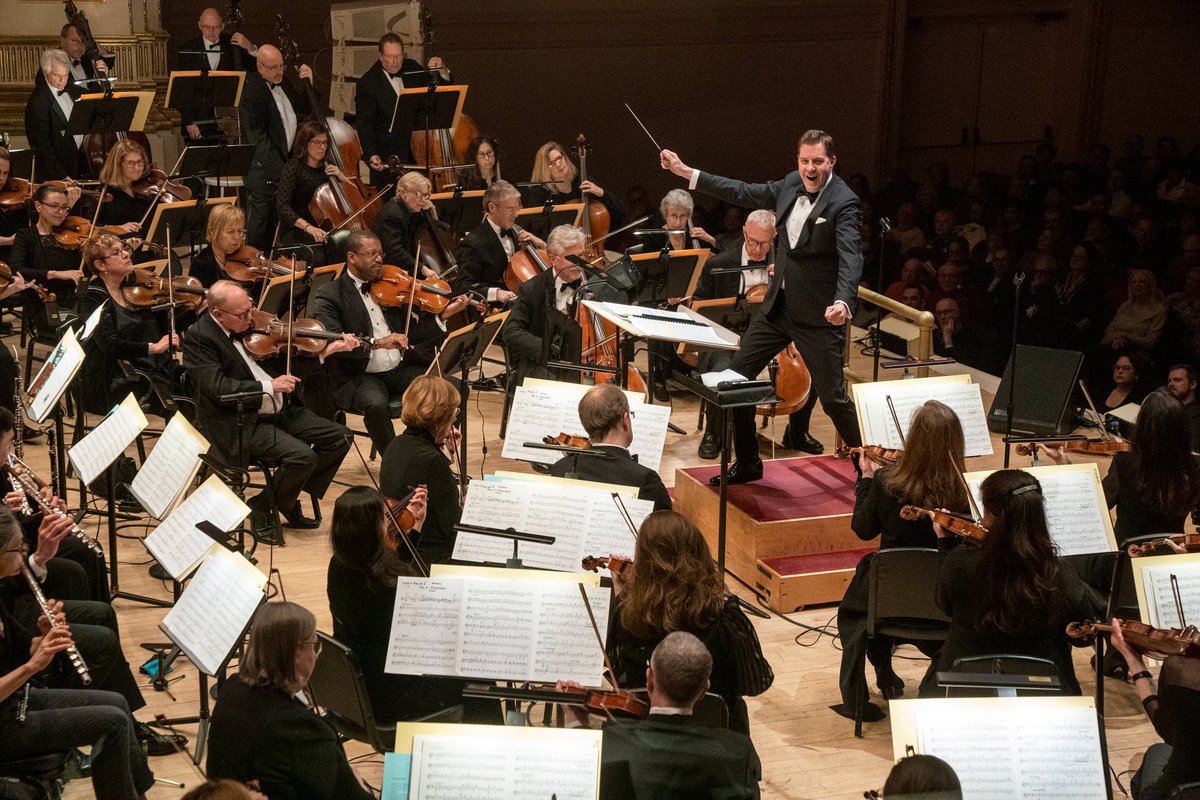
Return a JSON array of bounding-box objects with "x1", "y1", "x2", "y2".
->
[
  {"x1": 10, "y1": 346, "x2": 23, "y2": 462},
  {"x1": 6, "y1": 456, "x2": 105, "y2": 556},
  {"x1": 20, "y1": 562, "x2": 92, "y2": 685},
  {"x1": 45, "y1": 417, "x2": 60, "y2": 501}
]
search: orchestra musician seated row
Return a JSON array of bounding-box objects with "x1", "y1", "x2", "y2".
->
[
  {"x1": 458, "y1": 180, "x2": 543, "y2": 303},
  {"x1": 9, "y1": 183, "x2": 85, "y2": 319},
  {"x1": 459, "y1": 135, "x2": 501, "y2": 190},
  {"x1": 189, "y1": 203, "x2": 246, "y2": 288},
  {"x1": 529, "y1": 141, "x2": 624, "y2": 228},
  {"x1": 373, "y1": 171, "x2": 436, "y2": 270}
]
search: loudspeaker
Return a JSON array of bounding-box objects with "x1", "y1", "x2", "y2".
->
[{"x1": 987, "y1": 345, "x2": 1083, "y2": 436}]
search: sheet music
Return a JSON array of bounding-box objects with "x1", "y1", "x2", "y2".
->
[
  {"x1": 143, "y1": 475, "x2": 251, "y2": 580},
  {"x1": 386, "y1": 576, "x2": 610, "y2": 684},
  {"x1": 591, "y1": 300, "x2": 733, "y2": 347},
  {"x1": 129, "y1": 413, "x2": 210, "y2": 519},
  {"x1": 965, "y1": 464, "x2": 1116, "y2": 556},
  {"x1": 28, "y1": 328, "x2": 86, "y2": 424},
  {"x1": 66, "y1": 394, "x2": 148, "y2": 485},
  {"x1": 501, "y1": 380, "x2": 668, "y2": 470},
  {"x1": 1143, "y1": 564, "x2": 1200, "y2": 628},
  {"x1": 79, "y1": 301, "x2": 107, "y2": 342},
  {"x1": 453, "y1": 480, "x2": 647, "y2": 572},
  {"x1": 160, "y1": 545, "x2": 267, "y2": 675},
  {"x1": 409, "y1": 732, "x2": 600, "y2": 800},
  {"x1": 914, "y1": 701, "x2": 1105, "y2": 800},
  {"x1": 853, "y1": 377, "x2": 993, "y2": 457}
]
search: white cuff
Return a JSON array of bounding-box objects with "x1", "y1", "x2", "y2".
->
[
  {"x1": 27, "y1": 555, "x2": 48, "y2": 582},
  {"x1": 487, "y1": 287, "x2": 499, "y2": 302},
  {"x1": 688, "y1": 169, "x2": 700, "y2": 190}
]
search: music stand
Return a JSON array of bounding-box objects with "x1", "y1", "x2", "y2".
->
[
  {"x1": 517, "y1": 202, "x2": 584, "y2": 242},
  {"x1": 177, "y1": 143, "x2": 256, "y2": 195},
  {"x1": 301, "y1": 264, "x2": 344, "y2": 317},
  {"x1": 5, "y1": 148, "x2": 34, "y2": 183},
  {"x1": 432, "y1": 188, "x2": 485, "y2": 237},
  {"x1": 143, "y1": 197, "x2": 236, "y2": 251},
  {"x1": 255, "y1": 267, "x2": 321, "y2": 319},
  {"x1": 681, "y1": 296, "x2": 760, "y2": 359},
  {"x1": 165, "y1": 69, "x2": 245, "y2": 130},
  {"x1": 429, "y1": 311, "x2": 509, "y2": 496},
  {"x1": 392, "y1": 84, "x2": 467, "y2": 176},
  {"x1": 630, "y1": 248, "x2": 710, "y2": 305},
  {"x1": 67, "y1": 92, "x2": 149, "y2": 140}
]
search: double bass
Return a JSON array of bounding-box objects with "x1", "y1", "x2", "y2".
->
[{"x1": 573, "y1": 134, "x2": 610, "y2": 263}]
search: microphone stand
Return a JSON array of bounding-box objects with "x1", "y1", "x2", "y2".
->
[
  {"x1": 872, "y1": 217, "x2": 892, "y2": 382},
  {"x1": 1003, "y1": 271, "x2": 1026, "y2": 468}
]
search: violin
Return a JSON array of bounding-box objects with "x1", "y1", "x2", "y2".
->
[
  {"x1": 1127, "y1": 533, "x2": 1200, "y2": 558},
  {"x1": 461, "y1": 683, "x2": 649, "y2": 720},
  {"x1": 581, "y1": 554, "x2": 632, "y2": 580},
  {"x1": 1066, "y1": 619, "x2": 1200, "y2": 659},
  {"x1": 240, "y1": 309, "x2": 373, "y2": 359},
  {"x1": 120, "y1": 268, "x2": 206, "y2": 309},
  {"x1": 835, "y1": 444, "x2": 902, "y2": 464},
  {"x1": 369, "y1": 265, "x2": 452, "y2": 315},
  {"x1": 0, "y1": 260, "x2": 55, "y2": 303},
  {"x1": 52, "y1": 216, "x2": 129, "y2": 250},
  {"x1": 130, "y1": 168, "x2": 192, "y2": 203},
  {"x1": 1014, "y1": 440, "x2": 1132, "y2": 456},
  {"x1": 223, "y1": 245, "x2": 306, "y2": 283},
  {"x1": 0, "y1": 177, "x2": 32, "y2": 210},
  {"x1": 544, "y1": 432, "x2": 591, "y2": 449},
  {"x1": 382, "y1": 492, "x2": 418, "y2": 553},
  {"x1": 899, "y1": 505, "x2": 989, "y2": 542}
]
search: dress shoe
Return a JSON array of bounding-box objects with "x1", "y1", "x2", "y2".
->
[
  {"x1": 135, "y1": 720, "x2": 187, "y2": 757},
  {"x1": 709, "y1": 458, "x2": 763, "y2": 486},
  {"x1": 281, "y1": 503, "x2": 320, "y2": 530},
  {"x1": 251, "y1": 511, "x2": 285, "y2": 547},
  {"x1": 783, "y1": 426, "x2": 825, "y2": 454},
  {"x1": 697, "y1": 431, "x2": 721, "y2": 460},
  {"x1": 652, "y1": 382, "x2": 670, "y2": 402},
  {"x1": 876, "y1": 671, "x2": 905, "y2": 700}
]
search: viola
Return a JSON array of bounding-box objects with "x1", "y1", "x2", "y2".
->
[
  {"x1": 120, "y1": 268, "x2": 206, "y2": 309},
  {"x1": 369, "y1": 265, "x2": 452, "y2": 315},
  {"x1": 130, "y1": 168, "x2": 192, "y2": 203},
  {"x1": 1127, "y1": 533, "x2": 1200, "y2": 558},
  {"x1": 544, "y1": 432, "x2": 591, "y2": 449},
  {"x1": 756, "y1": 343, "x2": 812, "y2": 420},
  {"x1": 0, "y1": 177, "x2": 33, "y2": 211},
  {"x1": 835, "y1": 444, "x2": 902, "y2": 464},
  {"x1": 1066, "y1": 619, "x2": 1200, "y2": 659},
  {"x1": 382, "y1": 492, "x2": 418, "y2": 553},
  {"x1": 1015, "y1": 440, "x2": 1132, "y2": 456},
  {"x1": 899, "y1": 505, "x2": 988, "y2": 542},
  {"x1": 52, "y1": 216, "x2": 129, "y2": 250},
  {"x1": 0, "y1": 260, "x2": 55, "y2": 303},
  {"x1": 581, "y1": 554, "x2": 632, "y2": 581},
  {"x1": 223, "y1": 245, "x2": 306, "y2": 283},
  {"x1": 240, "y1": 309, "x2": 373, "y2": 359}
]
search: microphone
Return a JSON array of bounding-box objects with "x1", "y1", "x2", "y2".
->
[{"x1": 218, "y1": 389, "x2": 266, "y2": 404}]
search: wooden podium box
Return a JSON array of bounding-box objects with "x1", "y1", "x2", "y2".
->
[{"x1": 672, "y1": 456, "x2": 873, "y2": 612}]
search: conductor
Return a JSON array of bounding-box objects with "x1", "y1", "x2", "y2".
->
[{"x1": 660, "y1": 130, "x2": 863, "y2": 483}]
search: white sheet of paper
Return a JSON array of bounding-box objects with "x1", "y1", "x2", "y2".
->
[
  {"x1": 386, "y1": 576, "x2": 610, "y2": 684},
  {"x1": 584, "y1": 300, "x2": 737, "y2": 348},
  {"x1": 501, "y1": 379, "x2": 668, "y2": 470},
  {"x1": 454, "y1": 479, "x2": 647, "y2": 572},
  {"x1": 964, "y1": 464, "x2": 1116, "y2": 556},
  {"x1": 160, "y1": 545, "x2": 267, "y2": 675},
  {"x1": 1142, "y1": 562, "x2": 1200, "y2": 629},
  {"x1": 79, "y1": 301, "x2": 107, "y2": 342},
  {"x1": 66, "y1": 394, "x2": 148, "y2": 486},
  {"x1": 129, "y1": 413, "x2": 210, "y2": 519},
  {"x1": 28, "y1": 328, "x2": 86, "y2": 424},
  {"x1": 853, "y1": 376, "x2": 993, "y2": 457},
  {"x1": 701, "y1": 368, "x2": 750, "y2": 387},
  {"x1": 143, "y1": 475, "x2": 251, "y2": 580},
  {"x1": 409, "y1": 731, "x2": 601, "y2": 800}
]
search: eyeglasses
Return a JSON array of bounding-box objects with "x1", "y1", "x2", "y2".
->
[
  {"x1": 405, "y1": 191, "x2": 432, "y2": 200},
  {"x1": 220, "y1": 306, "x2": 254, "y2": 320},
  {"x1": 352, "y1": 250, "x2": 383, "y2": 260},
  {"x1": 549, "y1": 155, "x2": 567, "y2": 166},
  {"x1": 2, "y1": 545, "x2": 27, "y2": 555},
  {"x1": 124, "y1": 159, "x2": 145, "y2": 167},
  {"x1": 303, "y1": 638, "x2": 323, "y2": 654},
  {"x1": 310, "y1": 139, "x2": 329, "y2": 148},
  {"x1": 40, "y1": 203, "x2": 71, "y2": 212}
]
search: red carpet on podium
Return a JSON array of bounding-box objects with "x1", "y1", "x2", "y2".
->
[{"x1": 680, "y1": 455, "x2": 858, "y2": 522}]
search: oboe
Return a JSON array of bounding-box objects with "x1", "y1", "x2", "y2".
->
[
  {"x1": 5, "y1": 455, "x2": 104, "y2": 556},
  {"x1": 20, "y1": 562, "x2": 91, "y2": 685}
]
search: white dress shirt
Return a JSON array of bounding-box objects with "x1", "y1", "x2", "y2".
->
[
  {"x1": 739, "y1": 244, "x2": 769, "y2": 293},
  {"x1": 53, "y1": 90, "x2": 83, "y2": 148},
  {"x1": 203, "y1": 37, "x2": 222, "y2": 70},
  {"x1": 352, "y1": 276, "x2": 402, "y2": 373},
  {"x1": 484, "y1": 217, "x2": 515, "y2": 303},
  {"x1": 270, "y1": 82, "x2": 298, "y2": 151},
  {"x1": 215, "y1": 316, "x2": 282, "y2": 415}
]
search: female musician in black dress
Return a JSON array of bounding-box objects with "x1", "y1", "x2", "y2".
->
[
  {"x1": 96, "y1": 139, "x2": 151, "y2": 236},
  {"x1": 76, "y1": 233, "x2": 178, "y2": 414},
  {"x1": 207, "y1": 602, "x2": 372, "y2": 800},
  {"x1": 834, "y1": 400, "x2": 970, "y2": 721},
  {"x1": 924, "y1": 469, "x2": 1103, "y2": 695},
  {"x1": 606, "y1": 510, "x2": 763, "y2": 735},
  {"x1": 276, "y1": 120, "x2": 352, "y2": 250},
  {"x1": 372, "y1": 171, "x2": 438, "y2": 270},
  {"x1": 379, "y1": 376, "x2": 462, "y2": 566},
  {"x1": 529, "y1": 140, "x2": 623, "y2": 226},
  {"x1": 188, "y1": 203, "x2": 245, "y2": 288},
  {"x1": 458, "y1": 136, "x2": 501, "y2": 189}
]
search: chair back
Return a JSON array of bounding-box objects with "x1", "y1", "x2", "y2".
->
[
  {"x1": 867, "y1": 548, "x2": 950, "y2": 640},
  {"x1": 1171, "y1": 783, "x2": 1200, "y2": 800},
  {"x1": 307, "y1": 631, "x2": 388, "y2": 753}
]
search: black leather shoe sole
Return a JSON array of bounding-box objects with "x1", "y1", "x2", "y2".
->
[{"x1": 794, "y1": 434, "x2": 825, "y2": 454}]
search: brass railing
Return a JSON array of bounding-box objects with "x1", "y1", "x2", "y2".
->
[{"x1": 844, "y1": 286, "x2": 936, "y2": 383}]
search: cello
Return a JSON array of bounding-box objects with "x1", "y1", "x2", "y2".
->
[
  {"x1": 573, "y1": 134, "x2": 610, "y2": 263},
  {"x1": 756, "y1": 343, "x2": 812, "y2": 424},
  {"x1": 275, "y1": 15, "x2": 381, "y2": 233}
]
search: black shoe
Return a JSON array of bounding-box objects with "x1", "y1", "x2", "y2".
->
[
  {"x1": 532, "y1": 462, "x2": 553, "y2": 474},
  {"x1": 65, "y1": 747, "x2": 92, "y2": 779},
  {"x1": 281, "y1": 503, "x2": 320, "y2": 530},
  {"x1": 709, "y1": 458, "x2": 763, "y2": 486},
  {"x1": 652, "y1": 382, "x2": 670, "y2": 402},
  {"x1": 135, "y1": 720, "x2": 187, "y2": 757},
  {"x1": 829, "y1": 702, "x2": 885, "y2": 722},
  {"x1": 876, "y1": 671, "x2": 905, "y2": 700},
  {"x1": 22, "y1": 428, "x2": 44, "y2": 444},
  {"x1": 783, "y1": 426, "x2": 825, "y2": 454},
  {"x1": 251, "y1": 511, "x2": 285, "y2": 547},
  {"x1": 148, "y1": 563, "x2": 170, "y2": 581},
  {"x1": 697, "y1": 431, "x2": 720, "y2": 460}
]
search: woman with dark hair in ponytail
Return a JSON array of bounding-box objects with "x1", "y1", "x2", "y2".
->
[{"x1": 921, "y1": 469, "x2": 1102, "y2": 695}]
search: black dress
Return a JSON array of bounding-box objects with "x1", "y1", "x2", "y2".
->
[
  {"x1": 75, "y1": 283, "x2": 168, "y2": 415},
  {"x1": 1132, "y1": 655, "x2": 1200, "y2": 800},
  {"x1": 187, "y1": 245, "x2": 225, "y2": 288},
  {"x1": 379, "y1": 427, "x2": 460, "y2": 566},
  {"x1": 1103, "y1": 452, "x2": 1200, "y2": 545}
]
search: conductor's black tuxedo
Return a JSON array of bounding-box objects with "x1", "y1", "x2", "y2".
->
[
  {"x1": 175, "y1": 33, "x2": 251, "y2": 140},
  {"x1": 694, "y1": 169, "x2": 865, "y2": 463},
  {"x1": 181, "y1": 312, "x2": 350, "y2": 516},
  {"x1": 456, "y1": 219, "x2": 510, "y2": 299},
  {"x1": 354, "y1": 59, "x2": 448, "y2": 186},
  {"x1": 23, "y1": 81, "x2": 81, "y2": 181},
  {"x1": 549, "y1": 444, "x2": 672, "y2": 511}
]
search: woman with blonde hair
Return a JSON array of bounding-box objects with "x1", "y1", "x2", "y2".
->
[
  {"x1": 529, "y1": 140, "x2": 623, "y2": 227},
  {"x1": 1103, "y1": 267, "x2": 1166, "y2": 351},
  {"x1": 189, "y1": 203, "x2": 246, "y2": 287},
  {"x1": 372, "y1": 170, "x2": 444, "y2": 269},
  {"x1": 97, "y1": 138, "x2": 152, "y2": 236}
]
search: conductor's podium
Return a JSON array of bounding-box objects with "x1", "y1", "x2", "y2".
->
[{"x1": 673, "y1": 455, "x2": 873, "y2": 612}]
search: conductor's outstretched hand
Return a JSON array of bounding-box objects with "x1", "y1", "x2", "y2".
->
[{"x1": 660, "y1": 149, "x2": 691, "y2": 179}]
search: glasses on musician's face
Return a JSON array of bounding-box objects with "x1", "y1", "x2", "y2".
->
[
  {"x1": 123, "y1": 158, "x2": 145, "y2": 168},
  {"x1": 220, "y1": 305, "x2": 254, "y2": 321},
  {"x1": 352, "y1": 249, "x2": 383, "y2": 261},
  {"x1": 309, "y1": 138, "x2": 329, "y2": 150},
  {"x1": 549, "y1": 155, "x2": 566, "y2": 167},
  {"x1": 39, "y1": 202, "x2": 71, "y2": 214},
  {"x1": 301, "y1": 637, "x2": 323, "y2": 654},
  {"x1": 477, "y1": 149, "x2": 495, "y2": 160}
]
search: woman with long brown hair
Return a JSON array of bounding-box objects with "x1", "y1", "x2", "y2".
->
[{"x1": 834, "y1": 400, "x2": 970, "y2": 721}]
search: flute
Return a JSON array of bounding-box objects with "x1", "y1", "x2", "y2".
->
[
  {"x1": 20, "y1": 562, "x2": 91, "y2": 685},
  {"x1": 5, "y1": 455, "x2": 104, "y2": 556}
]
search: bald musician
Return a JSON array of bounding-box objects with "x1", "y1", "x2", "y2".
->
[{"x1": 177, "y1": 7, "x2": 257, "y2": 143}]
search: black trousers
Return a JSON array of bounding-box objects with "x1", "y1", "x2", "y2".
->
[
  {"x1": 345, "y1": 363, "x2": 424, "y2": 455},
  {"x1": 244, "y1": 175, "x2": 277, "y2": 250},
  {"x1": 727, "y1": 300, "x2": 862, "y2": 463},
  {"x1": 247, "y1": 405, "x2": 351, "y2": 514}
]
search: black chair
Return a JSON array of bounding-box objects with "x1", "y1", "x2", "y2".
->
[
  {"x1": 308, "y1": 631, "x2": 462, "y2": 754},
  {"x1": 630, "y1": 688, "x2": 729, "y2": 729},
  {"x1": 856, "y1": 548, "x2": 951, "y2": 736},
  {"x1": 1171, "y1": 783, "x2": 1200, "y2": 800},
  {"x1": 939, "y1": 654, "x2": 1062, "y2": 697},
  {"x1": 0, "y1": 751, "x2": 70, "y2": 799}
]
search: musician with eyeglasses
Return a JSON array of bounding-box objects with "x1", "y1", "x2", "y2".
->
[
  {"x1": 275, "y1": 120, "x2": 352, "y2": 257},
  {"x1": 177, "y1": 7, "x2": 257, "y2": 143},
  {"x1": 457, "y1": 180, "x2": 542, "y2": 304}
]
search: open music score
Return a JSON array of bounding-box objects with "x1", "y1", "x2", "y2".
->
[
  {"x1": 384, "y1": 567, "x2": 609, "y2": 685},
  {"x1": 964, "y1": 463, "x2": 1117, "y2": 556},
  {"x1": 583, "y1": 300, "x2": 739, "y2": 349},
  {"x1": 852, "y1": 374, "x2": 993, "y2": 457},
  {"x1": 502, "y1": 378, "x2": 669, "y2": 471},
  {"x1": 143, "y1": 474, "x2": 251, "y2": 580},
  {"x1": 453, "y1": 477, "x2": 650, "y2": 573},
  {"x1": 889, "y1": 696, "x2": 1106, "y2": 800},
  {"x1": 66, "y1": 393, "x2": 148, "y2": 486},
  {"x1": 26, "y1": 327, "x2": 86, "y2": 424},
  {"x1": 128, "y1": 412, "x2": 210, "y2": 519},
  {"x1": 1133, "y1": 552, "x2": 1200, "y2": 630}
]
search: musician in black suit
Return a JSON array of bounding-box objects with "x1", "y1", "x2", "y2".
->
[
  {"x1": 661, "y1": 130, "x2": 864, "y2": 484},
  {"x1": 457, "y1": 180, "x2": 543, "y2": 303},
  {"x1": 355, "y1": 32, "x2": 451, "y2": 189},
  {"x1": 181, "y1": 280, "x2": 353, "y2": 543},
  {"x1": 240, "y1": 44, "x2": 312, "y2": 249},
  {"x1": 175, "y1": 7, "x2": 257, "y2": 143},
  {"x1": 24, "y1": 50, "x2": 83, "y2": 182},
  {"x1": 550, "y1": 384, "x2": 671, "y2": 511},
  {"x1": 502, "y1": 224, "x2": 584, "y2": 385}
]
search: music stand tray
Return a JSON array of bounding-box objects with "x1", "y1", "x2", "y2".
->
[
  {"x1": 517, "y1": 202, "x2": 584, "y2": 241},
  {"x1": 391, "y1": 84, "x2": 467, "y2": 135},
  {"x1": 256, "y1": 266, "x2": 325, "y2": 319},
  {"x1": 165, "y1": 71, "x2": 246, "y2": 112},
  {"x1": 432, "y1": 189, "x2": 485, "y2": 236},
  {"x1": 69, "y1": 92, "x2": 153, "y2": 137},
  {"x1": 301, "y1": 265, "x2": 345, "y2": 318},
  {"x1": 429, "y1": 311, "x2": 509, "y2": 379},
  {"x1": 629, "y1": 248, "x2": 711, "y2": 304},
  {"x1": 177, "y1": 143, "x2": 256, "y2": 184},
  {"x1": 143, "y1": 197, "x2": 236, "y2": 248}
]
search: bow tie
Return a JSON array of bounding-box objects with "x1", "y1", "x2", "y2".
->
[
  {"x1": 559, "y1": 278, "x2": 581, "y2": 293},
  {"x1": 801, "y1": 189, "x2": 819, "y2": 203},
  {"x1": 359, "y1": 280, "x2": 371, "y2": 295},
  {"x1": 71, "y1": 59, "x2": 81, "y2": 68},
  {"x1": 747, "y1": 259, "x2": 768, "y2": 267},
  {"x1": 269, "y1": 81, "x2": 283, "y2": 90},
  {"x1": 56, "y1": 89, "x2": 69, "y2": 97},
  {"x1": 208, "y1": 44, "x2": 222, "y2": 51},
  {"x1": 499, "y1": 227, "x2": 516, "y2": 239}
]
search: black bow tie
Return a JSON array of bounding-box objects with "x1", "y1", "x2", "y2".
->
[
  {"x1": 801, "y1": 189, "x2": 819, "y2": 203},
  {"x1": 499, "y1": 227, "x2": 516, "y2": 239},
  {"x1": 71, "y1": 59, "x2": 81, "y2": 68},
  {"x1": 56, "y1": 89, "x2": 69, "y2": 97},
  {"x1": 747, "y1": 259, "x2": 768, "y2": 267},
  {"x1": 559, "y1": 278, "x2": 582, "y2": 292},
  {"x1": 269, "y1": 81, "x2": 283, "y2": 90},
  {"x1": 359, "y1": 280, "x2": 371, "y2": 295},
  {"x1": 208, "y1": 44, "x2": 222, "y2": 51}
]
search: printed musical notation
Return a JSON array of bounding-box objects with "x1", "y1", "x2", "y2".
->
[
  {"x1": 129, "y1": 412, "x2": 210, "y2": 520},
  {"x1": 144, "y1": 475, "x2": 251, "y2": 580},
  {"x1": 67, "y1": 393, "x2": 148, "y2": 486},
  {"x1": 853, "y1": 376, "x2": 993, "y2": 457}
]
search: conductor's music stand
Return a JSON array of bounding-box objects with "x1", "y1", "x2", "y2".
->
[{"x1": 429, "y1": 310, "x2": 509, "y2": 496}]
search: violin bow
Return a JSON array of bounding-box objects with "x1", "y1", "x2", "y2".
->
[
  {"x1": 577, "y1": 583, "x2": 623, "y2": 707},
  {"x1": 885, "y1": 395, "x2": 906, "y2": 447},
  {"x1": 582, "y1": 215, "x2": 649, "y2": 254},
  {"x1": 1077, "y1": 379, "x2": 1116, "y2": 442},
  {"x1": 403, "y1": 243, "x2": 420, "y2": 339},
  {"x1": 610, "y1": 492, "x2": 638, "y2": 540},
  {"x1": 165, "y1": 224, "x2": 177, "y2": 359},
  {"x1": 77, "y1": 187, "x2": 108, "y2": 271},
  {"x1": 1171, "y1": 573, "x2": 1188, "y2": 627},
  {"x1": 346, "y1": 434, "x2": 430, "y2": 576},
  {"x1": 950, "y1": 449, "x2": 984, "y2": 523},
  {"x1": 285, "y1": 255, "x2": 297, "y2": 378}
]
